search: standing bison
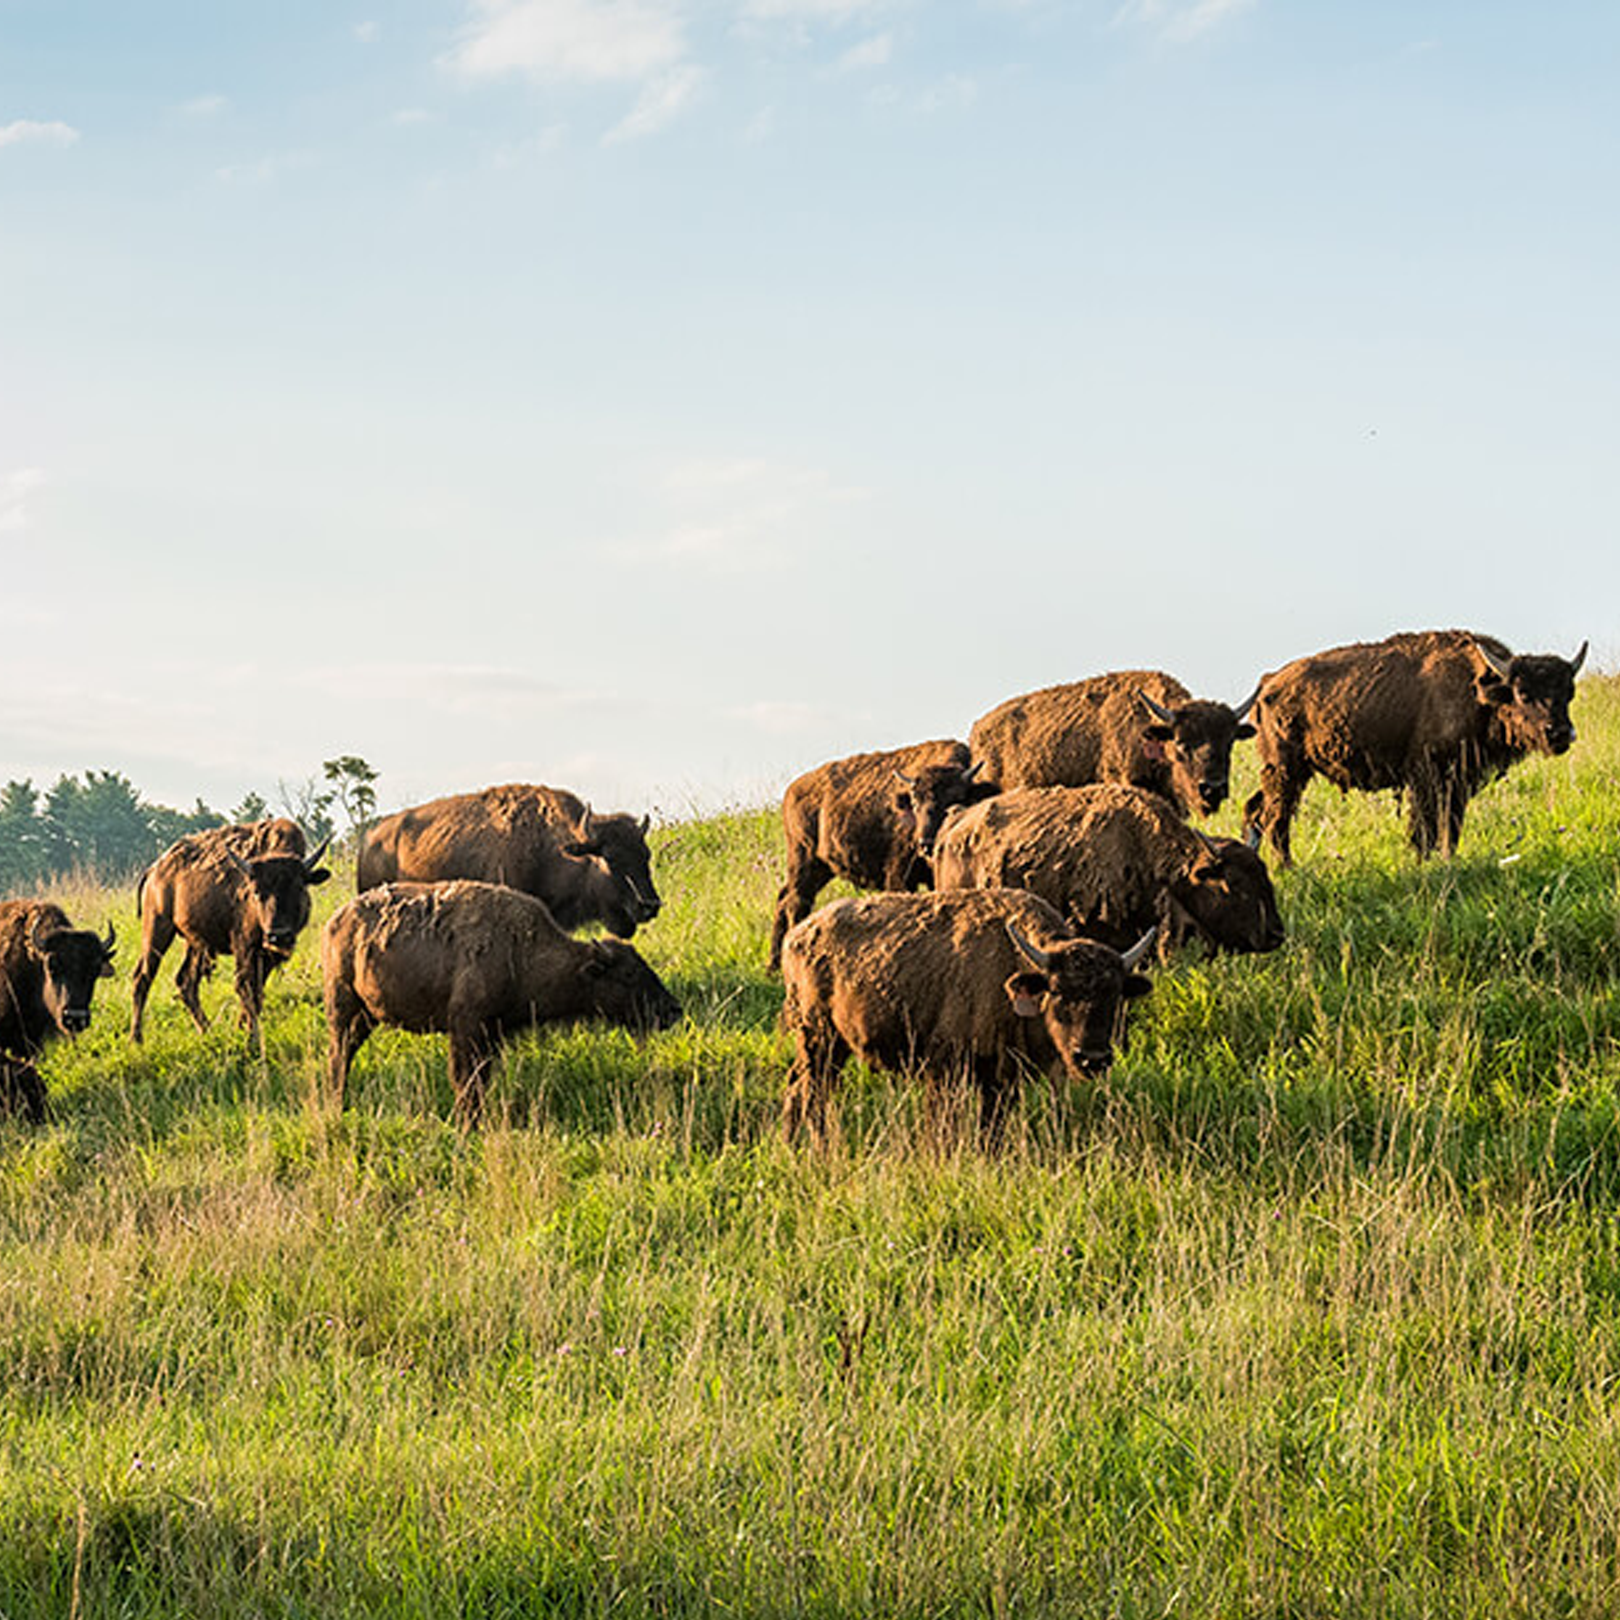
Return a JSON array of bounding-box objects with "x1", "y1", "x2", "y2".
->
[
  {"x1": 932, "y1": 784, "x2": 1285, "y2": 958},
  {"x1": 968, "y1": 670, "x2": 1258, "y2": 817},
  {"x1": 130, "y1": 818, "x2": 332, "y2": 1043},
  {"x1": 322, "y1": 880, "x2": 682, "y2": 1126},
  {"x1": 0, "y1": 900, "x2": 116, "y2": 1078},
  {"x1": 1242, "y1": 630, "x2": 1587, "y2": 865},
  {"x1": 768, "y1": 739, "x2": 996, "y2": 971},
  {"x1": 780, "y1": 888, "x2": 1155, "y2": 1145},
  {"x1": 357, "y1": 784, "x2": 660, "y2": 939}
]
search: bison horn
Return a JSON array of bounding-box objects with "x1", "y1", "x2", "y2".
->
[
  {"x1": 1233, "y1": 683, "x2": 1262, "y2": 720},
  {"x1": 893, "y1": 769, "x2": 917, "y2": 788},
  {"x1": 578, "y1": 806, "x2": 598, "y2": 842},
  {"x1": 1137, "y1": 688, "x2": 1178, "y2": 725},
  {"x1": 639, "y1": 813, "x2": 651, "y2": 836},
  {"x1": 226, "y1": 849, "x2": 253, "y2": 877},
  {"x1": 963, "y1": 759, "x2": 983, "y2": 781},
  {"x1": 28, "y1": 914, "x2": 56, "y2": 952},
  {"x1": 101, "y1": 920, "x2": 116, "y2": 956},
  {"x1": 1005, "y1": 919, "x2": 1052, "y2": 970},
  {"x1": 1476, "y1": 640, "x2": 1515, "y2": 682},
  {"x1": 1120, "y1": 927, "x2": 1158, "y2": 971},
  {"x1": 304, "y1": 833, "x2": 333, "y2": 872},
  {"x1": 1244, "y1": 823, "x2": 1262, "y2": 852},
  {"x1": 1572, "y1": 639, "x2": 1589, "y2": 674}
]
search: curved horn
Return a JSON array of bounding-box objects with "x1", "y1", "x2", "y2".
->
[
  {"x1": 1137, "y1": 688, "x2": 1178, "y2": 725},
  {"x1": 1120, "y1": 927, "x2": 1158, "y2": 971},
  {"x1": 1571, "y1": 639, "x2": 1589, "y2": 674},
  {"x1": 639, "y1": 813, "x2": 651, "y2": 836},
  {"x1": 893, "y1": 769, "x2": 917, "y2": 789},
  {"x1": 303, "y1": 833, "x2": 333, "y2": 872},
  {"x1": 1192, "y1": 828, "x2": 1223, "y2": 857},
  {"x1": 28, "y1": 913, "x2": 56, "y2": 952},
  {"x1": 1232, "y1": 682, "x2": 1262, "y2": 720},
  {"x1": 578, "y1": 806, "x2": 598, "y2": 843},
  {"x1": 963, "y1": 758, "x2": 983, "y2": 781},
  {"x1": 226, "y1": 849, "x2": 253, "y2": 877},
  {"x1": 101, "y1": 920, "x2": 116, "y2": 956},
  {"x1": 1244, "y1": 822, "x2": 1262, "y2": 852},
  {"x1": 1005, "y1": 919, "x2": 1052, "y2": 970},
  {"x1": 1476, "y1": 639, "x2": 1514, "y2": 681}
]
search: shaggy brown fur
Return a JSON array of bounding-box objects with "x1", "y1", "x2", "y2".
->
[
  {"x1": 322, "y1": 880, "x2": 682, "y2": 1126},
  {"x1": 1242, "y1": 630, "x2": 1587, "y2": 865},
  {"x1": 932, "y1": 784, "x2": 1285, "y2": 957},
  {"x1": 357, "y1": 784, "x2": 659, "y2": 939},
  {"x1": 768, "y1": 740, "x2": 997, "y2": 971},
  {"x1": 130, "y1": 818, "x2": 330, "y2": 1042},
  {"x1": 968, "y1": 670, "x2": 1258, "y2": 817},
  {"x1": 779, "y1": 888, "x2": 1153, "y2": 1144},
  {"x1": 0, "y1": 900, "x2": 115, "y2": 1061}
]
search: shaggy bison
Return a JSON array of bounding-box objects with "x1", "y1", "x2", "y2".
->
[
  {"x1": 768, "y1": 739, "x2": 996, "y2": 971},
  {"x1": 357, "y1": 784, "x2": 660, "y2": 939},
  {"x1": 1242, "y1": 630, "x2": 1587, "y2": 865},
  {"x1": 932, "y1": 784, "x2": 1285, "y2": 958},
  {"x1": 130, "y1": 818, "x2": 331, "y2": 1043},
  {"x1": 968, "y1": 670, "x2": 1258, "y2": 816},
  {"x1": 780, "y1": 888, "x2": 1154, "y2": 1144},
  {"x1": 0, "y1": 901, "x2": 116, "y2": 1071},
  {"x1": 322, "y1": 880, "x2": 682, "y2": 1126}
]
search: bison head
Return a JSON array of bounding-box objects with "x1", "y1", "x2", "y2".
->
[
  {"x1": 894, "y1": 759, "x2": 999, "y2": 858},
  {"x1": 1137, "y1": 688, "x2": 1259, "y2": 816},
  {"x1": 1003, "y1": 921, "x2": 1154, "y2": 1079},
  {"x1": 27, "y1": 915, "x2": 115, "y2": 1037},
  {"x1": 1475, "y1": 639, "x2": 1587, "y2": 756},
  {"x1": 578, "y1": 938, "x2": 683, "y2": 1033},
  {"x1": 1170, "y1": 828, "x2": 1286, "y2": 955},
  {"x1": 228, "y1": 837, "x2": 332, "y2": 956},
  {"x1": 563, "y1": 809, "x2": 662, "y2": 937}
]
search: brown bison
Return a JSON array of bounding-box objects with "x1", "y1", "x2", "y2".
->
[
  {"x1": 968, "y1": 670, "x2": 1259, "y2": 816},
  {"x1": 322, "y1": 880, "x2": 683, "y2": 1126},
  {"x1": 357, "y1": 784, "x2": 660, "y2": 939},
  {"x1": 932, "y1": 784, "x2": 1285, "y2": 958},
  {"x1": 780, "y1": 888, "x2": 1155, "y2": 1144},
  {"x1": 768, "y1": 739, "x2": 997, "y2": 971},
  {"x1": 0, "y1": 901, "x2": 116, "y2": 1073},
  {"x1": 1241, "y1": 630, "x2": 1588, "y2": 866},
  {"x1": 130, "y1": 818, "x2": 332, "y2": 1042},
  {"x1": 0, "y1": 1057, "x2": 46, "y2": 1124}
]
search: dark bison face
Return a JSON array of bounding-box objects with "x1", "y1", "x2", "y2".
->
[
  {"x1": 565, "y1": 811, "x2": 661, "y2": 936},
  {"x1": 0, "y1": 1057, "x2": 46, "y2": 1124},
  {"x1": 1003, "y1": 922, "x2": 1153, "y2": 1080},
  {"x1": 27, "y1": 917, "x2": 115, "y2": 1037},
  {"x1": 1476, "y1": 640, "x2": 1586, "y2": 757},
  {"x1": 1139, "y1": 692, "x2": 1258, "y2": 816},
  {"x1": 578, "y1": 939, "x2": 682, "y2": 1033},
  {"x1": 1174, "y1": 831, "x2": 1286, "y2": 954},
  {"x1": 894, "y1": 760, "x2": 999, "y2": 857},
  {"x1": 232, "y1": 845, "x2": 331, "y2": 956}
]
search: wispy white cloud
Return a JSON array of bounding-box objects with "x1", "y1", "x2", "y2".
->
[
  {"x1": 0, "y1": 119, "x2": 79, "y2": 150},
  {"x1": 214, "y1": 150, "x2": 318, "y2": 185},
  {"x1": 605, "y1": 63, "x2": 705, "y2": 141},
  {"x1": 0, "y1": 468, "x2": 46, "y2": 533},
  {"x1": 1117, "y1": 0, "x2": 1256, "y2": 44},
  {"x1": 449, "y1": 0, "x2": 687, "y2": 84},
  {"x1": 741, "y1": 0, "x2": 887, "y2": 19},
  {"x1": 836, "y1": 32, "x2": 892, "y2": 70},
  {"x1": 354, "y1": 19, "x2": 381, "y2": 43},
  {"x1": 390, "y1": 107, "x2": 436, "y2": 126},
  {"x1": 175, "y1": 93, "x2": 228, "y2": 119}
]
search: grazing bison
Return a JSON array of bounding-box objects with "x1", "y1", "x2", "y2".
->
[
  {"x1": 1241, "y1": 630, "x2": 1588, "y2": 866},
  {"x1": 968, "y1": 670, "x2": 1259, "y2": 816},
  {"x1": 130, "y1": 819, "x2": 332, "y2": 1042},
  {"x1": 932, "y1": 784, "x2": 1285, "y2": 958},
  {"x1": 0, "y1": 901, "x2": 116, "y2": 1071},
  {"x1": 780, "y1": 888, "x2": 1155, "y2": 1144},
  {"x1": 322, "y1": 880, "x2": 683, "y2": 1126},
  {"x1": 768, "y1": 739, "x2": 997, "y2": 971},
  {"x1": 357, "y1": 784, "x2": 660, "y2": 939},
  {"x1": 0, "y1": 1057, "x2": 46, "y2": 1124}
]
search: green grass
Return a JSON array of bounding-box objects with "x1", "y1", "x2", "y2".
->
[{"x1": 6, "y1": 682, "x2": 1620, "y2": 1616}]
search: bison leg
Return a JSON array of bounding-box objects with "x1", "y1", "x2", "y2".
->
[
  {"x1": 231, "y1": 947, "x2": 272, "y2": 1052},
  {"x1": 1404, "y1": 769, "x2": 1445, "y2": 859},
  {"x1": 129, "y1": 917, "x2": 176, "y2": 1043},
  {"x1": 448, "y1": 1029, "x2": 499, "y2": 1130},
  {"x1": 1246, "y1": 756, "x2": 1307, "y2": 869},
  {"x1": 781, "y1": 1017, "x2": 848, "y2": 1146},
  {"x1": 174, "y1": 944, "x2": 215, "y2": 1034},
  {"x1": 972, "y1": 1055, "x2": 1016, "y2": 1148},
  {"x1": 324, "y1": 988, "x2": 374, "y2": 1112},
  {"x1": 768, "y1": 854, "x2": 833, "y2": 973}
]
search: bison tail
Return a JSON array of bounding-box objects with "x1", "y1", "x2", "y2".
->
[{"x1": 134, "y1": 866, "x2": 148, "y2": 916}]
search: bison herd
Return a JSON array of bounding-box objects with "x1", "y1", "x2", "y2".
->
[{"x1": 0, "y1": 627, "x2": 1589, "y2": 1137}]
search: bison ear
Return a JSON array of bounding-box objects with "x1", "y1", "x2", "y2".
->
[
  {"x1": 1234, "y1": 722, "x2": 1256, "y2": 741},
  {"x1": 1004, "y1": 972, "x2": 1047, "y2": 1019},
  {"x1": 306, "y1": 865, "x2": 332, "y2": 887},
  {"x1": 1123, "y1": 974, "x2": 1153, "y2": 1001},
  {"x1": 561, "y1": 840, "x2": 601, "y2": 860},
  {"x1": 1143, "y1": 724, "x2": 1174, "y2": 743},
  {"x1": 1475, "y1": 676, "x2": 1514, "y2": 706},
  {"x1": 968, "y1": 778, "x2": 1000, "y2": 805}
]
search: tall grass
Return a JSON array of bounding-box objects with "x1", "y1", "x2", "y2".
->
[{"x1": 3, "y1": 682, "x2": 1620, "y2": 1616}]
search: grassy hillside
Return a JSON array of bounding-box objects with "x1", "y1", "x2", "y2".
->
[{"x1": 4, "y1": 680, "x2": 1620, "y2": 1618}]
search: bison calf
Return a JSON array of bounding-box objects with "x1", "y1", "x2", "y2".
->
[
  {"x1": 322, "y1": 880, "x2": 683, "y2": 1126},
  {"x1": 769, "y1": 739, "x2": 996, "y2": 971},
  {"x1": 780, "y1": 888, "x2": 1154, "y2": 1145},
  {"x1": 932, "y1": 783, "x2": 1284, "y2": 958}
]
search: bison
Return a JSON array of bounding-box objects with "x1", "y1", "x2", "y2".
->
[
  {"x1": 357, "y1": 784, "x2": 660, "y2": 939},
  {"x1": 1241, "y1": 630, "x2": 1588, "y2": 866},
  {"x1": 780, "y1": 887, "x2": 1155, "y2": 1145},
  {"x1": 321, "y1": 880, "x2": 683, "y2": 1126},
  {"x1": 932, "y1": 783, "x2": 1285, "y2": 958},
  {"x1": 968, "y1": 670, "x2": 1259, "y2": 816},
  {"x1": 0, "y1": 902, "x2": 116, "y2": 1080},
  {"x1": 129, "y1": 818, "x2": 332, "y2": 1043},
  {"x1": 0, "y1": 1058, "x2": 46, "y2": 1124},
  {"x1": 768, "y1": 739, "x2": 997, "y2": 971}
]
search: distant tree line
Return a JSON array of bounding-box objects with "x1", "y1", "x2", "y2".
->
[{"x1": 0, "y1": 757, "x2": 379, "y2": 893}]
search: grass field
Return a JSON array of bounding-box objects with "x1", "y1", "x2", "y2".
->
[{"x1": 5, "y1": 682, "x2": 1620, "y2": 1618}]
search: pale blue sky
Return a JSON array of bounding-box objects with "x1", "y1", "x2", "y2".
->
[{"x1": 3, "y1": 1, "x2": 1615, "y2": 820}]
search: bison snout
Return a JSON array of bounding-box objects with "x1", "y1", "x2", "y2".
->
[
  {"x1": 1198, "y1": 781, "x2": 1228, "y2": 812},
  {"x1": 1071, "y1": 1049, "x2": 1114, "y2": 1078},
  {"x1": 60, "y1": 1008, "x2": 92, "y2": 1034}
]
